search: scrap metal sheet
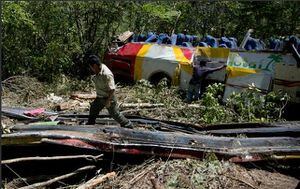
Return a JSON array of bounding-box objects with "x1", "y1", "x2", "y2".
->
[{"x1": 3, "y1": 125, "x2": 300, "y2": 162}]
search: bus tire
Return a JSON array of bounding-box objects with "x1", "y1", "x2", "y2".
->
[{"x1": 149, "y1": 72, "x2": 172, "y2": 87}]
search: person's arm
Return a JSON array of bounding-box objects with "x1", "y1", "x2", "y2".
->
[{"x1": 207, "y1": 65, "x2": 226, "y2": 73}]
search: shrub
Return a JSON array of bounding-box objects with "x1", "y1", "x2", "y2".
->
[{"x1": 226, "y1": 83, "x2": 289, "y2": 122}]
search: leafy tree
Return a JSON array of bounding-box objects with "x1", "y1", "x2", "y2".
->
[
  {"x1": 2, "y1": 2, "x2": 36, "y2": 77},
  {"x1": 2, "y1": 1, "x2": 299, "y2": 81}
]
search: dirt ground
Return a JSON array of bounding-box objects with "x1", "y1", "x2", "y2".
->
[{"x1": 1, "y1": 76, "x2": 299, "y2": 189}]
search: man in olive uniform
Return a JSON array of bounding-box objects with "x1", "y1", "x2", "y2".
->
[{"x1": 86, "y1": 55, "x2": 133, "y2": 128}]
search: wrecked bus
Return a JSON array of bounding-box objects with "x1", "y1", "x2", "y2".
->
[{"x1": 104, "y1": 42, "x2": 300, "y2": 104}]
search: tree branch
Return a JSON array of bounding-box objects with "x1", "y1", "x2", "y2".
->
[
  {"x1": 2, "y1": 154, "x2": 103, "y2": 164},
  {"x1": 19, "y1": 165, "x2": 96, "y2": 189},
  {"x1": 76, "y1": 171, "x2": 116, "y2": 189}
]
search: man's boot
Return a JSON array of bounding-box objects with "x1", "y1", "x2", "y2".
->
[
  {"x1": 122, "y1": 121, "x2": 134, "y2": 129},
  {"x1": 86, "y1": 117, "x2": 96, "y2": 125}
]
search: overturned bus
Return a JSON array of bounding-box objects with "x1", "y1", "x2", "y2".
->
[{"x1": 104, "y1": 37, "x2": 300, "y2": 104}]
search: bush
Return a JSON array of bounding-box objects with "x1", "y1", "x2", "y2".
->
[
  {"x1": 199, "y1": 83, "x2": 233, "y2": 124},
  {"x1": 226, "y1": 84, "x2": 289, "y2": 122},
  {"x1": 125, "y1": 80, "x2": 289, "y2": 124}
]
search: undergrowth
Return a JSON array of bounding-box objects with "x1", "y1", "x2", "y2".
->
[
  {"x1": 2, "y1": 76, "x2": 289, "y2": 124},
  {"x1": 121, "y1": 80, "x2": 289, "y2": 124}
]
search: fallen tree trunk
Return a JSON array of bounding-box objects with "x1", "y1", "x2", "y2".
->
[
  {"x1": 19, "y1": 165, "x2": 96, "y2": 189},
  {"x1": 76, "y1": 172, "x2": 116, "y2": 189}
]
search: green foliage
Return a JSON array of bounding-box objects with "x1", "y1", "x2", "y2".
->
[
  {"x1": 2, "y1": 1, "x2": 299, "y2": 81},
  {"x1": 131, "y1": 79, "x2": 182, "y2": 108},
  {"x1": 226, "y1": 84, "x2": 290, "y2": 122},
  {"x1": 199, "y1": 83, "x2": 289, "y2": 123},
  {"x1": 2, "y1": 2, "x2": 36, "y2": 76},
  {"x1": 141, "y1": 2, "x2": 180, "y2": 33},
  {"x1": 47, "y1": 75, "x2": 94, "y2": 95},
  {"x1": 126, "y1": 81, "x2": 289, "y2": 124},
  {"x1": 142, "y1": 3, "x2": 180, "y2": 20},
  {"x1": 125, "y1": 1, "x2": 180, "y2": 34},
  {"x1": 200, "y1": 83, "x2": 231, "y2": 124}
]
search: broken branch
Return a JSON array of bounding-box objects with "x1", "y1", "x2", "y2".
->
[
  {"x1": 19, "y1": 165, "x2": 96, "y2": 189},
  {"x1": 129, "y1": 162, "x2": 160, "y2": 186},
  {"x1": 76, "y1": 171, "x2": 116, "y2": 189},
  {"x1": 2, "y1": 154, "x2": 103, "y2": 164},
  {"x1": 56, "y1": 101, "x2": 90, "y2": 111},
  {"x1": 70, "y1": 93, "x2": 96, "y2": 100},
  {"x1": 120, "y1": 105, "x2": 205, "y2": 114},
  {"x1": 120, "y1": 103, "x2": 164, "y2": 108},
  {"x1": 225, "y1": 175, "x2": 258, "y2": 189}
]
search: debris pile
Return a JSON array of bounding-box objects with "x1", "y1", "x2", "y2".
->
[
  {"x1": 108, "y1": 158, "x2": 299, "y2": 189},
  {"x1": 1, "y1": 76, "x2": 48, "y2": 107},
  {"x1": 2, "y1": 106, "x2": 300, "y2": 188},
  {"x1": 1, "y1": 77, "x2": 299, "y2": 188}
]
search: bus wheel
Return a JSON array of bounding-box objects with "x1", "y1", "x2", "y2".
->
[{"x1": 149, "y1": 72, "x2": 172, "y2": 87}]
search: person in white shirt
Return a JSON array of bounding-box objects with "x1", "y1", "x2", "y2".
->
[{"x1": 86, "y1": 55, "x2": 133, "y2": 128}]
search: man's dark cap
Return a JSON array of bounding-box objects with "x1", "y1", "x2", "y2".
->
[{"x1": 87, "y1": 55, "x2": 100, "y2": 65}]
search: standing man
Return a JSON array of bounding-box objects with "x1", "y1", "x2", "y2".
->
[
  {"x1": 185, "y1": 59, "x2": 226, "y2": 103},
  {"x1": 86, "y1": 54, "x2": 133, "y2": 128}
]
